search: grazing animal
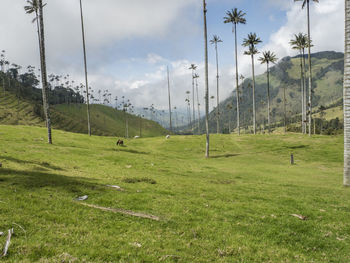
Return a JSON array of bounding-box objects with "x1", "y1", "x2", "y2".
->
[
  {"x1": 166, "y1": 135, "x2": 170, "y2": 139},
  {"x1": 116, "y1": 139, "x2": 124, "y2": 146},
  {"x1": 134, "y1": 136, "x2": 140, "y2": 139}
]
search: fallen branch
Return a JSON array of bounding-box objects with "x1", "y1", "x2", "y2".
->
[
  {"x1": 291, "y1": 214, "x2": 307, "y2": 220},
  {"x1": 106, "y1": 185, "x2": 124, "y2": 191},
  {"x1": 2, "y1": 228, "x2": 13, "y2": 257},
  {"x1": 78, "y1": 202, "x2": 160, "y2": 221}
]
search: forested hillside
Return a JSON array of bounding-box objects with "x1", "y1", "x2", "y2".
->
[{"x1": 0, "y1": 71, "x2": 168, "y2": 137}]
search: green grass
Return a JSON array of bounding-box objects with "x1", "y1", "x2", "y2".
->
[{"x1": 0, "y1": 125, "x2": 349, "y2": 262}]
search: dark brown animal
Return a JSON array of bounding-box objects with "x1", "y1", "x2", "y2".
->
[{"x1": 116, "y1": 139, "x2": 124, "y2": 146}]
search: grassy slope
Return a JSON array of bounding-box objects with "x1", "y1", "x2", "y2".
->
[
  {"x1": 0, "y1": 91, "x2": 44, "y2": 126},
  {"x1": 0, "y1": 125, "x2": 349, "y2": 262},
  {"x1": 52, "y1": 104, "x2": 168, "y2": 137},
  {"x1": 0, "y1": 89, "x2": 168, "y2": 137}
]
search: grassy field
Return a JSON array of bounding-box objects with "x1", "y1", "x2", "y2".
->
[{"x1": 0, "y1": 125, "x2": 349, "y2": 262}]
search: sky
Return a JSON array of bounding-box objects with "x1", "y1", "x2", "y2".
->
[{"x1": 0, "y1": 0, "x2": 344, "y2": 112}]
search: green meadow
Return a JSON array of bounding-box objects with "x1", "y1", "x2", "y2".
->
[{"x1": 0, "y1": 125, "x2": 349, "y2": 262}]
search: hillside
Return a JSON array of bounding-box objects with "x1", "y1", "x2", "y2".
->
[
  {"x1": 201, "y1": 51, "x2": 344, "y2": 133},
  {"x1": 0, "y1": 89, "x2": 168, "y2": 137},
  {"x1": 52, "y1": 104, "x2": 168, "y2": 137},
  {"x1": 0, "y1": 125, "x2": 349, "y2": 262}
]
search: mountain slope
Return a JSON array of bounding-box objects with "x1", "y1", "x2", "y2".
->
[{"x1": 203, "y1": 51, "x2": 344, "y2": 133}]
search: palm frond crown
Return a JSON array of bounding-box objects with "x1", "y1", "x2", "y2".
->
[
  {"x1": 223, "y1": 8, "x2": 246, "y2": 29},
  {"x1": 294, "y1": 0, "x2": 319, "y2": 9},
  {"x1": 210, "y1": 35, "x2": 223, "y2": 45},
  {"x1": 258, "y1": 51, "x2": 278, "y2": 65}
]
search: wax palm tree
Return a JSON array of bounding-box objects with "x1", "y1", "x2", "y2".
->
[
  {"x1": 167, "y1": 66, "x2": 172, "y2": 132},
  {"x1": 79, "y1": 0, "x2": 92, "y2": 136},
  {"x1": 344, "y1": 0, "x2": 350, "y2": 186},
  {"x1": 294, "y1": 0, "x2": 318, "y2": 136},
  {"x1": 185, "y1": 91, "x2": 191, "y2": 127},
  {"x1": 189, "y1": 64, "x2": 197, "y2": 132},
  {"x1": 193, "y1": 73, "x2": 201, "y2": 134},
  {"x1": 203, "y1": 0, "x2": 210, "y2": 158},
  {"x1": 243, "y1": 33, "x2": 262, "y2": 134},
  {"x1": 226, "y1": 104, "x2": 233, "y2": 133},
  {"x1": 25, "y1": 0, "x2": 52, "y2": 144},
  {"x1": 224, "y1": 8, "x2": 246, "y2": 135},
  {"x1": 290, "y1": 33, "x2": 311, "y2": 134},
  {"x1": 259, "y1": 51, "x2": 278, "y2": 134},
  {"x1": 210, "y1": 35, "x2": 223, "y2": 134}
]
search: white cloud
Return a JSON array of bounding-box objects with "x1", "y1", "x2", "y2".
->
[
  {"x1": 147, "y1": 53, "x2": 165, "y2": 65},
  {"x1": 0, "y1": 0, "x2": 344, "y2": 113},
  {"x1": 262, "y1": 0, "x2": 344, "y2": 60}
]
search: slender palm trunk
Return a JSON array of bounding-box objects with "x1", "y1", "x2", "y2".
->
[
  {"x1": 234, "y1": 24, "x2": 240, "y2": 135},
  {"x1": 251, "y1": 54, "x2": 256, "y2": 135},
  {"x1": 188, "y1": 100, "x2": 192, "y2": 129},
  {"x1": 139, "y1": 116, "x2": 142, "y2": 137},
  {"x1": 344, "y1": 0, "x2": 350, "y2": 186},
  {"x1": 283, "y1": 84, "x2": 287, "y2": 134},
  {"x1": 307, "y1": 2, "x2": 313, "y2": 136},
  {"x1": 266, "y1": 63, "x2": 271, "y2": 134},
  {"x1": 38, "y1": 0, "x2": 52, "y2": 144},
  {"x1": 167, "y1": 66, "x2": 172, "y2": 132},
  {"x1": 196, "y1": 77, "x2": 201, "y2": 134},
  {"x1": 79, "y1": 0, "x2": 91, "y2": 136},
  {"x1": 2, "y1": 76, "x2": 4, "y2": 97},
  {"x1": 215, "y1": 42, "x2": 220, "y2": 134},
  {"x1": 299, "y1": 51, "x2": 305, "y2": 133},
  {"x1": 302, "y1": 49, "x2": 307, "y2": 134},
  {"x1": 203, "y1": 0, "x2": 210, "y2": 158},
  {"x1": 191, "y1": 70, "x2": 195, "y2": 132}
]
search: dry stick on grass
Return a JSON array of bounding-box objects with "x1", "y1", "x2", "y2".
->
[
  {"x1": 2, "y1": 228, "x2": 13, "y2": 257},
  {"x1": 78, "y1": 203, "x2": 160, "y2": 221},
  {"x1": 291, "y1": 214, "x2": 307, "y2": 220}
]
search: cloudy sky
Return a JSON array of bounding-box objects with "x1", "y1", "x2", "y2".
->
[{"x1": 0, "y1": 0, "x2": 344, "y2": 111}]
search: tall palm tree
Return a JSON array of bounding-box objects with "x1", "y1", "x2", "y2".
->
[
  {"x1": 79, "y1": 0, "x2": 92, "y2": 136},
  {"x1": 226, "y1": 104, "x2": 233, "y2": 133},
  {"x1": 210, "y1": 35, "x2": 223, "y2": 134},
  {"x1": 194, "y1": 73, "x2": 201, "y2": 134},
  {"x1": 259, "y1": 51, "x2": 278, "y2": 134},
  {"x1": 243, "y1": 33, "x2": 262, "y2": 135},
  {"x1": 290, "y1": 33, "x2": 312, "y2": 134},
  {"x1": 294, "y1": 0, "x2": 318, "y2": 136},
  {"x1": 290, "y1": 33, "x2": 308, "y2": 134},
  {"x1": 203, "y1": 0, "x2": 210, "y2": 158},
  {"x1": 224, "y1": 8, "x2": 246, "y2": 135},
  {"x1": 185, "y1": 91, "x2": 191, "y2": 127},
  {"x1": 344, "y1": 0, "x2": 350, "y2": 186},
  {"x1": 167, "y1": 66, "x2": 172, "y2": 132},
  {"x1": 25, "y1": 0, "x2": 52, "y2": 144},
  {"x1": 189, "y1": 64, "x2": 197, "y2": 132}
]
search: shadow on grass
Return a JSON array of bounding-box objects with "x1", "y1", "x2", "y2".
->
[
  {"x1": 0, "y1": 156, "x2": 64, "y2": 171},
  {"x1": 113, "y1": 147, "x2": 149, "y2": 155},
  {"x1": 0, "y1": 168, "x2": 103, "y2": 193},
  {"x1": 210, "y1": 153, "x2": 240, "y2": 159},
  {"x1": 284, "y1": 145, "x2": 308, "y2": 150}
]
